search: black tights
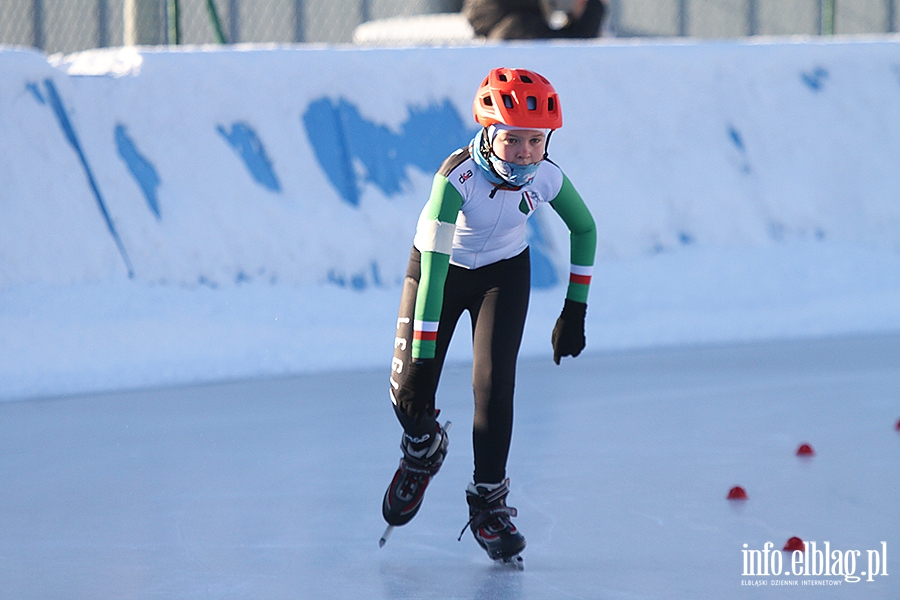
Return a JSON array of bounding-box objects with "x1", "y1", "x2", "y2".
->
[{"x1": 390, "y1": 247, "x2": 530, "y2": 483}]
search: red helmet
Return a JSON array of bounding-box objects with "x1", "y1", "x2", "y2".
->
[{"x1": 472, "y1": 67, "x2": 562, "y2": 130}]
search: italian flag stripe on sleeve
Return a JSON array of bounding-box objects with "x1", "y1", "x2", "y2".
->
[
  {"x1": 413, "y1": 320, "x2": 439, "y2": 342},
  {"x1": 569, "y1": 264, "x2": 593, "y2": 286},
  {"x1": 566, "y1": 264, "x2": 592, "y2": 304}
]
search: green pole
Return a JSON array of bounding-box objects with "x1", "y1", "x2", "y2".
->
[
  {"x1": 206, "y1": 0, "x2": 228, "y2": 43},
  {"x1": 167, "y1": 0, "x2": 180, "y2": 45},
  {"x1": 821, "y1": 0, "x2": 835, "y2": 35}
]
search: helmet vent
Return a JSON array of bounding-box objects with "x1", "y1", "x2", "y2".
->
[
  {"x1": 526, "y1": 96, "x2": 537, "y2": 110},
  {"x1": 520, "y1": 75, "x2": 533, "y2": 84},
  {"x1": 483, "y1": 96, "x2": 493, "y2": 107},
  {"x1": 498, "y1": 73, "x2": 508, "y2": 82},
  {"x1": 547, "y1": 97, "x2": 556, "y2": 111},
  {"x1": 502, "y1": 94, "x2": 514, "y2": 109}
]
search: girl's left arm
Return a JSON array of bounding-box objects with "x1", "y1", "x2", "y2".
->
[{"x1": 549, "y1": 174, "x2": 597, "y2": 303}]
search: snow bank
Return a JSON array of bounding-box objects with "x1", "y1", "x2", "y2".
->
[{"x1": 2, "y1": 38, "x2": 900, "y2": 400}]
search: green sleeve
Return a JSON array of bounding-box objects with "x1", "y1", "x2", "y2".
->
[
  {"x1": 549, "y1": 174, "x2": 597, "y2": 304},
  {"x1": 412, "y1": 175, "x2": 463, "y2": 359}
]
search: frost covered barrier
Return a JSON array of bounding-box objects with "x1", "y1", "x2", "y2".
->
[{"x1": 2, "y1": 38, "x2": 900, "y2": 400}]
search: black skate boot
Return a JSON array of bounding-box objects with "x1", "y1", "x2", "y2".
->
[
  {"x1": 382, "y1": 421, "x2": 450, "y2": 528},
  {"x1": 460, "y1": 479, "x2": 526, "y2": 568}
]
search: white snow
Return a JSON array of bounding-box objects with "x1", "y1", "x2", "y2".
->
[{"x1": 3, "y1": 241, "x2": 900, "y2": 402}]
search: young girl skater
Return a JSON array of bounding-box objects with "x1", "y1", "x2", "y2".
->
[{"x1": 381, "y1": 67, "x2": 596, "y2": 566}]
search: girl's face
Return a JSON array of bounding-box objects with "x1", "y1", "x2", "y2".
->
[{"x1": 491, "y1": 129, "x2": 547, "y2": 165}]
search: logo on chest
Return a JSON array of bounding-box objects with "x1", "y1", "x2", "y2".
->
[{"x1": 518, "y1": 191, "x2": 539, "y2": 215}]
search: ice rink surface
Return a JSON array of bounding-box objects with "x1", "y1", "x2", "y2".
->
[{"x1": 1, "y1": 333, "x2": 898, "y2": 599}]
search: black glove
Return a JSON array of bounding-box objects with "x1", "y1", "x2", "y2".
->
[
  {"x1": 395, "y1": 359, "x2": 437, "y2": 422},
  {"x1": 552, "y1": 299, "x2": 587, "y2": 365}
]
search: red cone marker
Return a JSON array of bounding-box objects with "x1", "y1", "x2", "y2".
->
[
  {"x1": 727, "y1": 486, "x2": 748, "y2": 500},
  {"x1": 784, "y1": 537, "x2": 805, "y2": 552},
  {"x1": 796, "y1": 443, "x2": 814, "y2": 456}
]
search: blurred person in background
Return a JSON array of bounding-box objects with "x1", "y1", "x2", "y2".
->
[{"x1": 463, "y1": 0, "x2": 606, "y2": 40}]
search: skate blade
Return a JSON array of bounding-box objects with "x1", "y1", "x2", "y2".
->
[
  {"x1": 379, "y1": 420, "x2": 451, "y2": 549},
  {"x1": 494, "y1": 554, "x2": 524, "y2": 570},
  {"x1": 379, "y1": 525, "x2": 394, "y2": 548}
]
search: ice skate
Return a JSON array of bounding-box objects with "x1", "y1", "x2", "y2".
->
[
  {"x1": 381, "y1": 420, "x2": 450, "y2": 542},
  {"x1": 460, "y1": 479, "x2": 526, "y2": 568}
]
